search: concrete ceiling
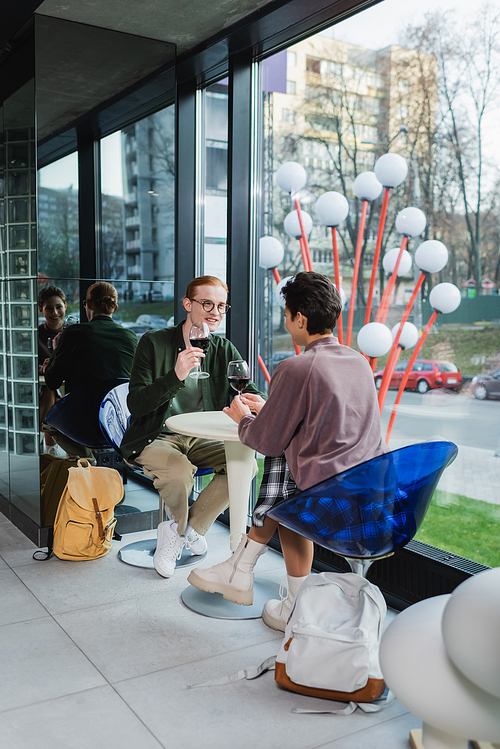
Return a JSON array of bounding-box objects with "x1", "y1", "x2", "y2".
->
[{"x1": 36, "y1": 0, "x2": 280, "y2": 55}]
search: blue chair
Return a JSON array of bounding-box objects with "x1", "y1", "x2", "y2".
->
[
  {"x1": 265, "y1": 441, "x2": 458, "y2": 576},
  {"x1": 44, "y1": 377, "x2": 129, "y2": 464},
  {"x1": 99, "y1": 382, "x2": 211, "y2": 570}
]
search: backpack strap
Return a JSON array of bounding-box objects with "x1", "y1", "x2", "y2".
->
[
  {"x1": 91, "y1": 497, "x2": 104, "y2": 538},
  {"x1": 187, "y1": 656, "x2": 276, "y2": 689},
  {"x1": 32, "y1": 547, "x2": 53, "y2": 561},
  {"x1": 291, "y1": 689, "x2": 395, "y2": 715}
]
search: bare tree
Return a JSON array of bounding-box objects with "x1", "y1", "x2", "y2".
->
[{"x1": 403, "y1": 6, "x2": 500, "y2": 288}]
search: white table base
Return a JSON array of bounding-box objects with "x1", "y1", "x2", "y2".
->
[
  {"x1": 224, "y1": 439, "x2": 256, "y2": 550},
  {"x1": 181, "y1": 579, "x2": 280, "y2": 620}
]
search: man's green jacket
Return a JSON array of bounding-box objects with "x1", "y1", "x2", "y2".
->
[{"x1": 121, "y1": 321, "x2": 262, "y2": 461}]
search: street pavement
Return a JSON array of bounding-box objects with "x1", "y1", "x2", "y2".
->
[
  {"x1": 383, "y1": 389, "x2": 500, "y2": 505},
  {"x1": 388, "y1": 435, "x2": 500, "y2": 505}
]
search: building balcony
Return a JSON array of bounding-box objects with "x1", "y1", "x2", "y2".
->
[
  {"x1": 126, "y1": 239, "x2": 141, "y2": 250},
  {"x1": 125, "y1": 215, "x2": 140, "y2": 227}
]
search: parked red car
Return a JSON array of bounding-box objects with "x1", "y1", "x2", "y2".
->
[{"x1": 374, "y1": 359, "x2": 462, "y2": 394}]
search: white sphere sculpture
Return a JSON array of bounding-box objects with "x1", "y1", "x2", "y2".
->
[
  {"x1": 383, "y1": 248, "x2": 413, "y2": 277},
  {"x1": 315, "y1": 191, "x2": 349, "y2": 226},
  {"x1": 284, "y1": 209, "x2": 313, "y2": 239},
  {"x1": 391, "y1": 321, "x2": 419, "y2": 350},
  {"x1": 353, "y1": 171, "x2": 383, "y2": 201},
  {"x1": 442, "y1": 567, "x2": 500, "y2": 700},
  {"x1": 380, "y1": 594, "x2": 500, "y2": 748},
  {"x1": 396, "y1": 206, "x2": 427, "y2": 238},
  {"x1": 275, "y1": 275, "x2": 294, "y2": 308},
  {"x1": 357, "y1": 322, "x2": 393, "y2": 358},
  {"x1": 259, "y1": 236, "x2": 284, "y2": 269},
  {"x1": 429, "y1": 283, "x2": 461, "y2": 314},
  {"x1": 374, "y1": 153, "x2": 408, "y2": 188},
  {"x1": 415, "y1": 240, "x2": 449, "y2": 274},
  {"x1": 276, "y1": 162, "x2": 307, "y2": 194}
]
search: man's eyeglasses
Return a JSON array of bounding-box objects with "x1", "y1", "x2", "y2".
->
[
  {"x1": 190, "y1": 299, "x2": 231, "y2": 314},
  {"x1": 82, "y1": 299, "x2": 90, "y2": 307}
]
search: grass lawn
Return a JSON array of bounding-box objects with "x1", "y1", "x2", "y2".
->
[{"x1": 415, "y1": 489, "x2": 500, "y2": 568}]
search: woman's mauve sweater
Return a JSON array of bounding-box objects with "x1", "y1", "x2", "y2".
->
[{"x1": 238, "y1": 337, "x2": 386, "y2": 490}]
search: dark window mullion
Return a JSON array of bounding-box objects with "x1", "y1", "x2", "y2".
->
[
  {"x1": 77, "y1": 132, "x2": 99, "y2": 308},
  {"x1": 227, "y1": 51, "x2": 252, "y2": 358},
  {"x1": 175, "y1": 80, "x2": 197, "y2": 318}
]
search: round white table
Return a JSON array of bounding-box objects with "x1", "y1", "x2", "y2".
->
[
  {"x1": 165, "y1": 411, "x2": 279, "y2": 620},
  {"x1": 165, "y1": 411, "x2": 256, "y2": 551}
]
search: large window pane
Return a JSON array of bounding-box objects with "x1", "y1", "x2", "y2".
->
[
  {"x1": 200, "y1": 79, "x2": 228, "y2": 283},
  {"x1": 38, "y1": 152, "x2": 79, "y2": 301},
  {"x1": 255, "y1": 0, "x2": 500, "y2": 568},
  {"x1": 100, "y1": 104, "x2": 175, "y2": 330}
]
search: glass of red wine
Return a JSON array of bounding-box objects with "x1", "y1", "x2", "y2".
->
[
  {"x1": 227, "y1": 360, "x2": 250, "y2": 394},
  {"x1": 189, "y1": 322, "x2": 210, "y2": 379}
]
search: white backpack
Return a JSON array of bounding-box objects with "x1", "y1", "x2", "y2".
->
[
  {"x1": 275, "y1": 572, "x2": 387, "y2": 704},
  {"x1": 188, "y1": 571, "x2": 391, "y2": 714}
]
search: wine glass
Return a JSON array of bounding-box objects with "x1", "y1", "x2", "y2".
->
[
  {"x1": 189, "y1": 322, "x2": 210, "y2": 379},
  {"x1": 227, "y1": 360, "x2": 250, "y2": 394}
]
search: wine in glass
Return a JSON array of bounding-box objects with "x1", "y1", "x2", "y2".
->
[
  {"x1": 227, "y1": 360, "x2": 250, "y2": 393},
  {"x1": 189, "y1": 322, "x2": 210, "y2": 379}
]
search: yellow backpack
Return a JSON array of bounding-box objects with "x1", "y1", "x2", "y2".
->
[{"x1": 52, "y1": 459, "x2": 123, "y2": 561}]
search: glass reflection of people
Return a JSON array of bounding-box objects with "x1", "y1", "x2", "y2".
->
[
  {"x1": 188, "y1": 272, "x2": 386, "y2": 631},
  {"x1": 38, "y1": 286, "x2": 67, "y2": 456},
  {"x1": 120, "y1": 275, "x2": 262, "y2": 579},
  {"x1": 43, "y1": 282, "x2": 138, "y2": 459}
]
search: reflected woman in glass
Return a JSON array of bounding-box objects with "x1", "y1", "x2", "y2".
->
[{"x1": 38, "y1": 286, "x2": 67, "y2": 456}]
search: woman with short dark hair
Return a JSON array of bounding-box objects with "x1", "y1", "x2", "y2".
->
[
  {"x1": 38, "y1": 286, "x2": 67, "y2": 455},
  {"x1": 189, "y1": 271, "x2": 386, "y2": 630}
]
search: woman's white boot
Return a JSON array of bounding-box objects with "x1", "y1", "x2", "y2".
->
[
  {"x1": 262, "y1": 574, "x2": 308, "y2": 631},
  {"x1": 187, "y1": 535, "x2": 267, "y2": 606}
]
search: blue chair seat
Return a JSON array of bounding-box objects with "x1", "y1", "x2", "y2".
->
[
  {"x1": 45, "y1": 378, "x2": 129, "y2": 449},
  {"x1": 265, "y1": 441, "x2": 458, "y2": 561}
]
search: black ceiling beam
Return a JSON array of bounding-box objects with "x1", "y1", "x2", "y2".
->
[{"x1": 0, "y1": 0, "x2": 43, "y2": 54}]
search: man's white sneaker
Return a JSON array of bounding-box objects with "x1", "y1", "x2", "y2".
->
[
  {"x1": 184, "y1": 528, "x2": 207, "y2": 556},
  {"x1": 153, "y1": 520, "x2": 186, "y2": 578}
]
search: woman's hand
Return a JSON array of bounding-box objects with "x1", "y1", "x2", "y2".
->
[
  {"x1": 223, "y1": 395, "x2": 251, "y2": 424},
  {"x1": 240, "y1": 393, "x2": 266, "y2": 415},
  {"x1": 41, "y1": 358, "x2": 51, "y2": 374}
]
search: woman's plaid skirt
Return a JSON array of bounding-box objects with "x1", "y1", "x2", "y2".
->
[{"x1": 252, "y1": 452, "x2": 298, "y2": 527}]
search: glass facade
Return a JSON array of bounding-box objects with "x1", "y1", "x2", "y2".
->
[
  {"x1": 100, "y1": 104, "x2": 176, "y2": 329},
  {"x1": 199, "y1": 79, "x2": 229, "y2": 283},
  {"x1": 254, "y1": 2, "x2": 500, "y2": 568},
  {"x1": 38, "y1": 152, "x2": 79, "y2": 307},
  {"x1": 0, "y1": 80, "x2": 40, "y2": 522},
  {"x1": 0, "y1": 0, "x2": 497, "y2": 583}
]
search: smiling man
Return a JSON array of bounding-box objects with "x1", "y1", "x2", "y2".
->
[{"x1": 121, "y1": 275, "x2": 261, "y2": 578}]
